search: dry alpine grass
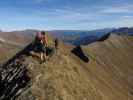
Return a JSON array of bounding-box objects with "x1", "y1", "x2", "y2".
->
[{"x1": 16, "y1": 34, "x2": 133, "y2": 100}]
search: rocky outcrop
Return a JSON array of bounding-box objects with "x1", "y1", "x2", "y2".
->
[{"x1": 0, "y1": 59, "x2": 31, "y2": 100}]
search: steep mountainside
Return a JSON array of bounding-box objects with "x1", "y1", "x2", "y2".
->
[
  {"x1": 82, "y1": 34, "x2": 133, "y2": 100},
  {"x1": 0, "y1": 32, "x2": 132, "y2": 100},
  {"x1": 7, "y1": 34, "x2": 132, "y2": 100},
  {"x1": 0, "y1": 30, "x2": 38, "y2": 63}
]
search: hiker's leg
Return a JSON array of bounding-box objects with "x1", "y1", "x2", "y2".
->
[
  {"x1": 43, "y1": 53, "x2": 47, "y2": 62},
  {"x1": 42, "y1": 46, "x2": 47, "y2": 62},
  {"x1": 40, "y1": 43, "x2": 45, "y2": 62},
  {"x1": 40, "y1": 52, "x2": 44, "y2": 61},
  {"x1": 43, "y1": 47, "x2": 47, "y2": 62},
  {"x1": 55, "y1": 47, "x2": 59, "y2": 55}
]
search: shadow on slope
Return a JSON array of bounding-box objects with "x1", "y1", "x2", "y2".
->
[
  {"x1": 71, "y1": 46, "x2": 89, "y2": 63},
  {"x1": 98, "y1": 33, "x2": 111, "y2": 42}
]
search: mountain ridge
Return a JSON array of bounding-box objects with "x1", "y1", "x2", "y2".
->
[{"x1": 0, "y1": 33, "x2": 132, "y2": 100}]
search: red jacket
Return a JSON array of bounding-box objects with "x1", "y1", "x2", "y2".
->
[
  {"x1": 41, "y1": 35, "x2": 48, "y2": 45},
  {"x1": 37, "y1": 32, "x2": 48, "y2": 45}
]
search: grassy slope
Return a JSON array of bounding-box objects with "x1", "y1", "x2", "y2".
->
[
  {"x1": 0, "y1": 43, "x2": 21, "y2": 63},
  {"x1": 0, "y1": 31, "x2": 34, "y2": 64},
  {"x1": 82, "y1": 34, "x2": 133, "y2": 100},
  {"x1": 18, "y1": 34, "x2": 133, "y2": 100}
]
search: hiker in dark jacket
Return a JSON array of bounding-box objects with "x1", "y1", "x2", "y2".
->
[
  {"x1": 31, "y1": 31, "x2": 48, "y2": 63},
  {"x1": 33, "y1": 32, "x2": 42, "y2": 52},
  {"x1": 54, "y1": 38, "x2": 59, "y2": 50}
]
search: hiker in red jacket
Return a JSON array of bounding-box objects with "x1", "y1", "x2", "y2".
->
[{"x1": 40, "y1": 31, "x2": 48, "y2": 62}]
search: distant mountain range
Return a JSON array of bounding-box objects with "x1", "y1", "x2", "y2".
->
[
  {"x1": 49, "y1": 28, "x2": 114, "y2": 45},
  {"x1": 49, "y1": 27, "x2": 133, "y2": 45}
]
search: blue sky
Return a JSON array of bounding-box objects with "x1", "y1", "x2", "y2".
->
[{"x1": 0, "y1": 0, "x2": 133, "y2": 31}]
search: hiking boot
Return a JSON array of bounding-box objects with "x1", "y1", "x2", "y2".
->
[
  {"x1": 40, "y1": 60, "x2": 43, "y2": 64},
  {"x1": 40, "y1": 59, "x2": 46, "y2": 64}
]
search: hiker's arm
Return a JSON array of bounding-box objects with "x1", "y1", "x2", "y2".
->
[
  {"x1": 45, "y1": 37, "x2": 48, "y2": 47},
  {"x1": 41, "y1": 40, "x2": 43, "y2": 44},
  {"x1": 41, "y1": 40, "x2": 47, "y2": 47}
]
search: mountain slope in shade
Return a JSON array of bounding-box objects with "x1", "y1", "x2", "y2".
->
[
  {"x1": 66, "y1": 27, "x2": 133, "y2": 46},
  {"x1": 72, "y1": 35, "x2": 98, "y2": 45},
  {"x1": 8, "y1": 34, "x2": 132, "y2": 100},
  {"x1": 111, "y1": 27, "x2": 133, "y2": 35}
]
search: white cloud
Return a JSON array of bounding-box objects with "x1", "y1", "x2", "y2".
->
[
  {"x1": 117, "y1": 18, "x2": 133, "y2": 27},
  {"x1": 29, "y1": 7, "x2": 99, "y2": 23},
  {"x1": 99, "y1": 4, "x2": 133, "y2": 14},
  {"x1": 122, "y1": 15, "x2": 133, "y2": 18}
]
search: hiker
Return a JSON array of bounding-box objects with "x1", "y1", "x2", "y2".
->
[
  {"x1": 31, "y1": 31, "x2": 48, "y2": 63},
  {"x1": 33, "y1": 32, "x2": 42, "y2": 52},
  {"x1": 30, "y1": 33, "x2": 41, "y2": 59},
  {"x1": 31, "y1": 31, "x2": 59, "y2": 63},
  {"x1": 54, "y1": 38, "x2": 59, "y2": 50},
  {"x1": 40, "y1": 31, "x2": 47, "y2": 62}
]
